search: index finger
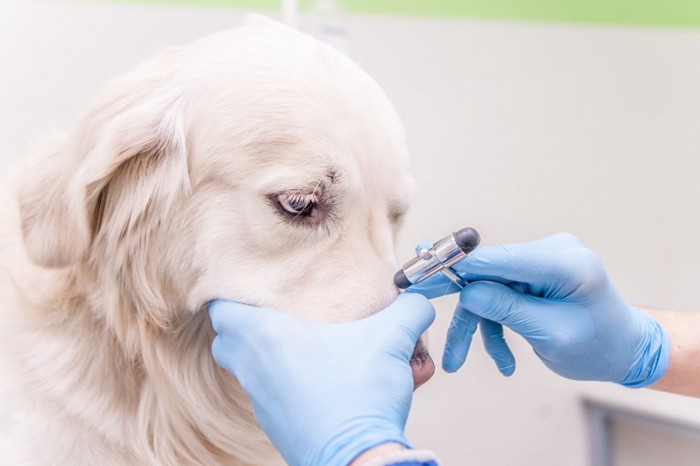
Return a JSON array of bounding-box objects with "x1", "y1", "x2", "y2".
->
[{"x1": 453, "y1": 233, "x2": 584, "y2": 285}]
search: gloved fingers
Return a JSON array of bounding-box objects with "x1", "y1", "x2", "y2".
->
[
  {"x1": 209, "y1": 299, "x2": 250, "y2": 336},
  {"x1": 459, "y1": 281, "x2": 540, "y2": 335},
  {"x1": 479, "y1": 318, "x2": 516, "y2": 376},
  {"x1": 506, "y1": 281, "x2": 528, "y2": 294},
  {"x1": 209, "y1": 299, "x2": 297, "y2": 338},
  {"x1": 211, "y1": 334, "x2": 240, "y2": 376},
  {"x1": 367, "y1": 293, "x2": 436, "y2": 347},
  {"x1": 442, "y1": 302, "x2": 479, "y2": 373},
  {"x1": 451, "y1": 234, "x2": 586, "y2": 286},
  {"x1": 405, "y1": 272, "x2": 463, "y2": 299},
  {"x1": 407, "y1": 273, "x2": 527, "y2": 300}
]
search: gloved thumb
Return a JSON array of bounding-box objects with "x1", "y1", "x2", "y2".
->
[
  {"x1": 209, "y1": 299, "x2": 300, "y2": 341},
  {"x1": 367, "y1": 293, "x2": 436, "y2": 348},
  {"x1": 209, "y1": 300, "x2": 273, "y2": 375},
  {"x1": 459, "y1": 281, "x2": 540, "y2": 336},
  {"x1": 209, "y1": 299, "x2": 267, "y2": 337}
]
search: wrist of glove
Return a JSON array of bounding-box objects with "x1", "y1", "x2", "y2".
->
[
  {"x1": 407, "y1": 233, "x2": 670, "y2": 388},
  {"x1": 618, "y1": 306, "x2": 670, "y2": 388},
  {"x1": 209, "y1": 293, "x2": 435, "y2": 466},
  {"x1": 317, "y1": 423, "x2": 409, "y2": 466}
]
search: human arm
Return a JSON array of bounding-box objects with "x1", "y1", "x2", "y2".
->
[
  {"x1": 644, "y1": 308, "x2": 700, "y2": 397},
  {"x1": 409, "y1": 233, "x2": 671, "y2": 389},
  {"x1": 209, "y1": 293, "x2": 439, "y2": 466}
]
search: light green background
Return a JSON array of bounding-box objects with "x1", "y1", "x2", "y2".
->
[{"x1": 91, "y1": 0, "x2": 700, "y2": 28}]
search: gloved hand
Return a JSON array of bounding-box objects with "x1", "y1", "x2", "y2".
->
[
  {"x1": 408, "y1": 233, "x2": 670, "y2": 388},
  {"x1": 209, "y1": 293, "x2": 435, "y2": 466}
]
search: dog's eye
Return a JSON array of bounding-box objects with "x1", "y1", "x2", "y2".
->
[{"x1": 277, "y1": 194, "x2": 316, "y2": 216}]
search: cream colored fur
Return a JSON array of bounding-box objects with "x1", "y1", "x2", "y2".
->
[{"x1": 0, "y1": 16, "x2": 414, "y2": 466}]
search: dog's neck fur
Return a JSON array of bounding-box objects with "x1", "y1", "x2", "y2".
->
[{"x1": 1, "y1": 221, "x2": 278, "y2": 465}]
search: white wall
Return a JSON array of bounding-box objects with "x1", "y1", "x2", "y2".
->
[{"x1": 3, "y1": 1, "x2": 700, "y2": 464}]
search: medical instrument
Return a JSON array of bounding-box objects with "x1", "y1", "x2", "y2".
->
[
  {"x1": 439, "y1": 234, "x2": 670, "y2": 386},
  {"x1": 393, "y1": 227, "x2": 480, "y2": 289}
]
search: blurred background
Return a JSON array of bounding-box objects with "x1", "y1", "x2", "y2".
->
[{"x1": 2, "y1": 1, "x2": 700, "y2": 464}]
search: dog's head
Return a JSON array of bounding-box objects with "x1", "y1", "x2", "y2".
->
[{"x1": 17, "y1": 16, "x2": 432, "y2": 388}]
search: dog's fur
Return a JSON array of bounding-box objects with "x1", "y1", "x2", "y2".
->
[{"x1": 0, "y1": 16, "x2": 418, "y2": 465}]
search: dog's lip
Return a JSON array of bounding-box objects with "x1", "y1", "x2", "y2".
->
[{"x1": 410, "y1": 339, "x2": 435, "y2": 390}]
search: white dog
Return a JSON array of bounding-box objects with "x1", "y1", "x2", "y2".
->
[{"x1": 0, "y1": 16, "x2": 434, "y2": 465}]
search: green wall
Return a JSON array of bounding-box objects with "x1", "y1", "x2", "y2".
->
[{"x1": 92, "y1": 0, "x2": 700, "y2": 28}]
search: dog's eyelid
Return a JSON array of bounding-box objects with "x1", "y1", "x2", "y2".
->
[{"x1": 265, "y1": 168, "x2": 338, "y2": 196}]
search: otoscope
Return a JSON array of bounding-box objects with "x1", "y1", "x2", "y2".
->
[{"x1": 393, "y1": 227, "x2": 480, "y2": 290}]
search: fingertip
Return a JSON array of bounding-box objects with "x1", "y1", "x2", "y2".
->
[
  {"x1": 441, "y1": 347, "x2": 456, "y2": 373},
  {"x1": 396, "y1": 292, "x2": 436, "y2": 322},
  {"x1": 499, "y1": 363, "x2": 516, "y2": 377},
  {"x1": 208, "y1": 300, "x2": 226, "y2": 333},
  {"x1": 397, "y1": 290, "x2": 430, "y2": 305},
  {"x1": 479, "y1": 319, "x2": 517, "y2": 378},
  {"x1": 210, "y1": 335, "x2": 226, "y2": 368},
  {"x1": 208, "y1": 299, "x2": 246, "y2": 334},
  {"x1": 208, "y1": 299, "x2": 223, "y2": 317},
  {"x1": 208, "y1": 300, "x2": 266, "y2": 336},
  {"x1": 442, "y1": 361, "x2": 459, "y2": 374},
  {"x1": 441, "y1": 348, "x2": 465, "y2": 373},
  {"x1": 549, "y1": 232, "x2": 582, "y2": 247},
  {"x1": 208, "y1": 298, "x2": 245, "y2": 317},
  {"x1": 377, "y1": 293, "x2": 436, "y2": 344},
  {"x1": 441, "y1": 339, "x2": 471, "y2": 374}
]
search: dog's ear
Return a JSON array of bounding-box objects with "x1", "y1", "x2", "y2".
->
[{"x1": 18, "y1": 85, "x2": 190, "y2": 268}]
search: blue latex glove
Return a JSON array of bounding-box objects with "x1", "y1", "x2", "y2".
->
[
  {"x1": 409, "y1": 233, "x2": 670, "y2": 388},
  {"x1": 209, "y1": 293, "x2": 435, "y2": 466}
]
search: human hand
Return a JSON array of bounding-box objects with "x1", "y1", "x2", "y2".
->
[
  {"x1": 209, "y1": 293, "x2": 435, "y2": 466},
  {"x1": 408, "y1": 233, "x2": 669, "y2": 387}
]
